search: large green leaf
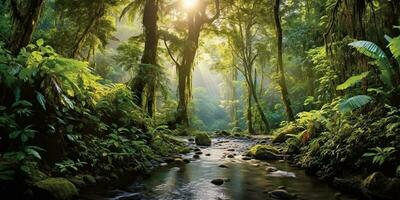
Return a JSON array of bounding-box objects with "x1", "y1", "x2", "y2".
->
[
  {"x1": 35, "y1": 91, "x2": 46, "y2": 110},
  {"x1": 349, "y1": 41, "x2": 394, "y2": 87},
  {"x1": 339, "y1": 95, "x2": 372, "y2": 113},
  {"x1": 336, "y1": 72, "x2": 369, "y2": 90}
]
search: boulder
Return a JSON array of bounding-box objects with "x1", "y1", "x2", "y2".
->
[
  {"x1": 174, "y1": 158, "x2": 185, "y2": 164},
  {"x1": 193, "y1": 154, "x2": 200, "y2": 159},
  {"x1": 242, "y1": 156, "x2": 252, "y2": 160},
  {"x1": 268, "y1": 189, "x2": 295, "y2": 199},
  {"x1": 268, "y1": 170, "x2": 296, "y2": 178},
  {"x1": 219, "y1": 164, "x2": 228, "y2": 168},
  {"x1": 362, "y1": 172, "x2": 400, "y2": 200},
  {"x1": 195, "y1": 133, "x2": 212, "y2": 146},
  {"x1": 247, "y1": 145, "x2": 281, "y2": 160},
  {"x1": 211, "y1": 178, "x2": 224, "y2": 186},
  {"x1": 265, "y1": 167, "x2": 278, "y2": 173},
  {"x1": 34, "y1": 178, "x2": 78, "y2": 200},
  {"x1": 272, "y1": 125, "x2": 303, "y2": 143},
  {"x1": 68, "y1": 176, "x2": 86, "y2": 188},
  {"x1": 82, "y1": 175, "x2": 96, "y2": 186}
]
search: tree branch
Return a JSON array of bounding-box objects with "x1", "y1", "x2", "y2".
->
[
  {"x1": 163, "y1": 37, "x2": 180, "y2": 67},
  {"x1": 204, "y1": 0, "x2": 220, "y2": 24}
]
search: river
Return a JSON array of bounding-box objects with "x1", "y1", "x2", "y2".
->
[{"x1": 80, "y1": 138, "x2": 358, "y2": 200}]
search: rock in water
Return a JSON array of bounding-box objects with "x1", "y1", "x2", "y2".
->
[
  {"x1": 219, "y1": 164, "x2": 228, "y2": 168},
  {"x1": 362, "y1": 172, "x2": 400, "y2": 200},
  {"x1": 195, "y1": 133, "x2": 212, "y2": 146},
  {"x1": 82, "y1": 174, "x2": 96, "y2": 185},
  {"x1": 268, "y1": 189, "x2": 294, "y2": 200},
  {"x1": 268, "y1": 170, "x2": 296, "y2": 178},
  {"x1": 247, "y1": 145, "x2": 281, "y2": 160},
  {"x1": 265, "y1": 167, "x2": 278, "y2": 173},
  {"x1": 227, "y1": 154, "x2": 234, "y2": 158},
  {"x1": 34, "y1": 178, "x2": 78, "y2": 200},
  {"x1": 174, "y1": 158, "x2": 185, "y2": 164},
  {"x1": 211, "y1": 179, "x2": 224, "y2": 186}
]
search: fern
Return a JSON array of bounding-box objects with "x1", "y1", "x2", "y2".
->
[
  {"x1": 336, "y1": 72, "x2": 369, "y2": 90},
  {"x1": 339, "y1": 95, "x2": 372, "y2": 113}
]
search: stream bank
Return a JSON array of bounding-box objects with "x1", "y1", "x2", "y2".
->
[{"x1": 80, "y1": 137, "x2": 357, "y2": 200}]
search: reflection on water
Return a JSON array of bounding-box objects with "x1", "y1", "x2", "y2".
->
[{"x1": 81, "y1": 138, "x2": 357, "y2": 200}]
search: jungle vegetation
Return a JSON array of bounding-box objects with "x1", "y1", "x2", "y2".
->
[{"x1": 0, "y1": 0, "x2": 400, "y2": 199}]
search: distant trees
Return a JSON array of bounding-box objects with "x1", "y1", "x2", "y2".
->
[{"x1": 273, "y1": 0, "x2": 294, "y2": 121}]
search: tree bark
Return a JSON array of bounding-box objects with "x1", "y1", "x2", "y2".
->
[
  {"x1": 247, "y1": 85, "x2": 254, "y2": 134},
  {"x1": 175, "y1": 11, "x2": 202, "y2": 126},
  {"x1": 7, "y1": 0, "x2": 45, "y2": 55},
  {"x1": 246, "y1": 69, "x2": 270, "y2": 132},
  {"x1": 131, "y1": 0, "x2": 159, "y2": 117},
  {"x1": 274, "y1": 0, "x2": 295, "y2": 121},
  {"x1": 131, "y1": 0, "x2": 159, "y2": 116}
]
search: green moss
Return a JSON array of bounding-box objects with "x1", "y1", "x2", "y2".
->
[
  {"x1": 35, "y1": 178, "x2": 78, "y2": 200},
  {"x1": 248, "y1": 145, "x2": 280, "y2": 160},
  {"x1": 272, "y1": 125, "x2": 302, "y2": 143},
  {"x1": 195, "y1": 132, "x2": 211, "y2": 146}
]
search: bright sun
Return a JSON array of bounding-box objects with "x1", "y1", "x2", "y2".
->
[{"x1": 183, "y1": 0, "x2": 198, "y2": 9}]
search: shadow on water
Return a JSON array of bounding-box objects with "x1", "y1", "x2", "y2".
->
[{"x1": 80, "y1": 138, "x2": 358, "y2": 200}]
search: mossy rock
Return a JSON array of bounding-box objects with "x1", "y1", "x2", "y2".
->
[
  {"x1": 273, "y1": 125, "x2": 303, "y2": 143},
  {"x1": 362, "y1": 172, "x2": 400, "y2": 200},
  {"x1": 34, "y1": 177, "x2": 78, "y2": 200},
  {"x1": 215, "y1": 130, "x2": 231, "y2": 137},
  {"x1": 195, "y1": 132, "x2": 211, "y2": 146},
  {"x1": 247, "y1": 145, "x2": 281, "y2": 160}
]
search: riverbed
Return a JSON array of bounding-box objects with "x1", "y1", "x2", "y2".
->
[{"x1": 80, "y1": 138, "x2": 358, "y2": 200}]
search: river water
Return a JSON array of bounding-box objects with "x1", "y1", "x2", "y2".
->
[{"x1": 80, "y1": 138, "x2": 358, "y2": 200}]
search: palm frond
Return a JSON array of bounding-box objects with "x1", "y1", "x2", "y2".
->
[{"x1": 120, "y1": 0, "x2": 146, "y2": 21}]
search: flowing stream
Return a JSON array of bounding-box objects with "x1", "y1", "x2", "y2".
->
[{"x1": 80, "y1": 138, "x2": 357, "y2": 200}]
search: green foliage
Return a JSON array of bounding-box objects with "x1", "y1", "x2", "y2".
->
[
  {"x1": 339, "y1": 95, "x2": 372, "y2": 113},
  {"x1": 55, "y1": 159, "x2": 87, "y2": 176},
  {"x1": 349, "y1": 40, "x2": 394, "y2": 88},
  {"x1": 363, "y1": 147, "x2": 397, "y2": 166},
  {"x1": 336, "y1": 72, "x2": 369, "y2": 91}
]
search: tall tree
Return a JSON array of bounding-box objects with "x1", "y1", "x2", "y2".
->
[
  {"x1": 274, "y1": 0, "x2": 295, "y2": 121},
  {"x1": 165, "y1": 0, "x2": 220, "y2": 126},
  {"x1": 223, "y1": 0, "x2": 271, "y2": 132},
  {"x1": 122, "y1": 0, "x2": 159, "y2": 117},
  {"x1": 7, "y1": 0, "x2": 45, "y2": 55}
]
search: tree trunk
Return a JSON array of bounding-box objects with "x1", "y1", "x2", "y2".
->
[
  {"x1": 175, "y1": 13, "x2": 202, "y2": 126},
  {"x1": 231, "y1": 69, "x2": 239, "y2": 127},
  {"x1": 247, "y1": 85, "x2": 254, "y2": 134},
  {"x1": 71, "y1": 4, "x2": 105, "y2": 59},
  {"x1": 247, "y1": 71, "x2": 270, "y2": 132},
  {"x1": 274, "y1": 0, "x2": 295, "y2": 121},
  {"x1": 7, "y1": 0, "x2": 45, "y2": 55},
  {"x1": 131, "y1": 0, "x2": 159, "y2": 116}
]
